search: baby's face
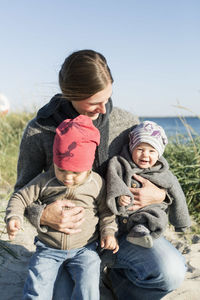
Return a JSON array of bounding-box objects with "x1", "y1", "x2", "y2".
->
[{"x1": 132, "y1": 142, "x2": 159, "y2": 169}]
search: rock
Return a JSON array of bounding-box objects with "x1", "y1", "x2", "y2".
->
[{"x1": 192, "y1": 234, "x2": 200, "y2": 244}]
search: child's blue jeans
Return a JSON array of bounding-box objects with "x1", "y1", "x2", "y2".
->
[{"x1": 23, "y1": 238, "x2": 101, "y2": 300}]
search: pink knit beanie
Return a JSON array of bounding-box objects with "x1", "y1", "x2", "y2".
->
[{"x1": 53, "y1": 115, "x2": 100, "y2": 171}]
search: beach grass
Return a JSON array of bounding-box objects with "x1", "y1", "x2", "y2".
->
[
  {"x1": 165, "y1": 137, "x2": 200, "y2": 224},
  {"x1": 0, "y1": 111, "x2": 36, "y2": 189}
]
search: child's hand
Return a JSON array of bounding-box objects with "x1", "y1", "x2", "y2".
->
[
  {"x1": 7, "y1": 219, "x2": 21, "y2": 240},
  {"x1": 101, "y1": 236, "x2": 119, "y2": 253},
  {"x1": 119, "y1": 195, "x2": 131, "y2": 206}
]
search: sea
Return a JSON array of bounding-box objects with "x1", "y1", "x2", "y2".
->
[{"x1": 140, "y1": 116, "x2": 200, "y2": 140}]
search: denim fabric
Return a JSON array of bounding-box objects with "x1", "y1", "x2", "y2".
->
[
  {"x1": 109, "y1": 235, "x2": 187, "y2": 300},
  {"x1": 23, "y1": 239, "x2": 101, "y2": 300},
  {"x1": 53, "y1": 236, "x2": 186, "y2": 300}
]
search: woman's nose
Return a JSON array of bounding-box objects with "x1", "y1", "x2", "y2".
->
[{"x1": 98, "y1": 103, "x2": 106, "y2": 114}]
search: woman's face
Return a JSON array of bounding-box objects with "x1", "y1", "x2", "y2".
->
[{"x1": 71, "y1": 83, "x2": 112, "y2": 120}]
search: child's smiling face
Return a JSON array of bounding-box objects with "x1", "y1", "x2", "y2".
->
[{"x1": 131, "y1": 142, "x2": 159, "y2": 169}]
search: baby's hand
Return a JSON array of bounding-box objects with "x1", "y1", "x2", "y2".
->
[
  {"x1": 119, "y1": 195, "x2": 131, "y2": 206},
  {"x1": 101, "y1": 236, "x2": 119, "y2": 253},
  {"x1": 7, "y1": 219, "x2": 21, "y2": 240}
]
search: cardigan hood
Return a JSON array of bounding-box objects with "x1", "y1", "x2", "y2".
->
[{"x1": 119, "y1": 144, "x2": 172, "y2": 188}]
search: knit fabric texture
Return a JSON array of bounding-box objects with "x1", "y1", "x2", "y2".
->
[
  {"x1": 129, "y1": 121, "x2": 168, "y2": 157},
  {"x1": 53, "y1": 115, "x2": 100, "y2": 172}
]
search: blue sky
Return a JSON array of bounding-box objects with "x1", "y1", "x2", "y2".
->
[{"x1": 0, "y1": 0, "x2": 200, "y2": 116}]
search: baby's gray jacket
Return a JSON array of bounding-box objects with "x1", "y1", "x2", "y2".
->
[{"x1": 106, "y1": 144, "x2": 191, "y2": 238}]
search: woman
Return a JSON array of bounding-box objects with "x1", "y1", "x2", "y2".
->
[{"x1": 15, "y1": 49, "x2": 186, "y2": 299}]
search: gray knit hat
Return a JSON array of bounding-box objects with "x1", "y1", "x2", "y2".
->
[{"x1": 129, "y1": 121, "x2": 168, "y2": 158}]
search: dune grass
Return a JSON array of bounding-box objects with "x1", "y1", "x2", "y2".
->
[
  {"x1": 0, "y1": 112, "x2": 36, "y2": 189},
  {"x1": 165, "y1": 138, "x2": 200, "y2": 224}
]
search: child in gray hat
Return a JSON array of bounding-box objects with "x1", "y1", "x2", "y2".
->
[{"x1": 106, "y1": 121, "x2": 190, "y2": 248}]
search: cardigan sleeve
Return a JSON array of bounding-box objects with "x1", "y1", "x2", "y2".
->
[
  {"x1": 95, "y1": 177, "x2": 118, "y2": 238},
  {"x1": 168, "y1": 175, "x2": 191, "y2": 230},
  {"x1": 14, "y1": 119, "x2": 47, "y2": 192},
  {"x1": 106, "y1": 156, "x2": 134, "y2": 216}
]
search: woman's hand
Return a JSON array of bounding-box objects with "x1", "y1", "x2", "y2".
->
[
  {"x1": 40, "y1": 199, "x2": 85, "y2": 234},
  {"x1": 128, "y1": 174, "x2": 166, "y2": 211}
]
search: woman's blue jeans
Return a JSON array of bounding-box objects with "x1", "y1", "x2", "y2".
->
[
  {"x1": 108, "y1": 235, "x2": 186, "y2": 299},
  {"x1": 53, "y1": 235, "x2": 187, "y2": 300},
  {"x1": 23, "y1": 239, "x2": 101, "y2": 300}
]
